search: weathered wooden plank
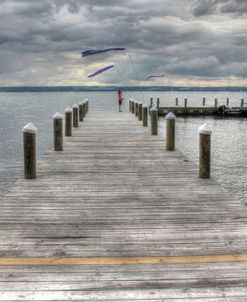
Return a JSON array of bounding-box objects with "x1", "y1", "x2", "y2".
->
[
  {"x1": 0, "y1": 287, "x2": 246, "y2": 300},
  {"x1": 2, "y1": 254, "x2": 247, "y2": 266}
]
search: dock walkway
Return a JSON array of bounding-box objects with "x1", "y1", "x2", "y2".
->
[{"x1": 0, "y1": 111, "x2": 247, "y2": 300}]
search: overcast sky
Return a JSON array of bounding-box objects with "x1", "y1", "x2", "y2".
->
[{"x1": 0, "y1": 0, "x2": 246, "y2": 86}]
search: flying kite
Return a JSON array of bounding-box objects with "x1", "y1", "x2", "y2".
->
[
  {"x1": 88, "y1": 65, "x2": 114, "y2": 78},
  {"x1": 82, "y1": 48, "x2": 125, "y2": 57},
  {"x1": 147, "y1": 74, "x2": 165, "y2": 79}
]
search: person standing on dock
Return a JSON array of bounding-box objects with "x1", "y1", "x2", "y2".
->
[{"x1": 117, "y1": 89, "x2": 124, "y2": 112}]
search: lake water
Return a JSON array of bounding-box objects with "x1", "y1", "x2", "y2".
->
[{"x1": 0, "y1": 91, "x2": 247, "y2": 205}]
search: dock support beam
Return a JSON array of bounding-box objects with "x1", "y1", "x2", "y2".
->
[
  {"x1": 85, "y1": 99, "x2": 89, "y2": 114},
  {"x1": 23, "y1": 123, "x2": 37, "y2": 179},
  {"x1": 135, "y1": 101, "x2": 138, "y2": 117},
  {"x1": 156, "y1": 97, "x2": 160, "y2": 109},
  {"x1": 150, "y1": 96, "x2": 153, "y2": 107},
  {"x1": 142, "y1": 104, "x2": 148, "y2": 127},
  {"x1": 166, "y1": 112, "x2": 176, "y2": 151},
  {"x1": 53, "y1": 112, "x2": 63, "y2": 151},
  {"x1": 129, "y1": 99, "x2": 132, "y2": 112},
  {"x1": 241, "y1": 98, "x2": 244, "y2": 108},
  {"x1": 203, "y1": 97, "x2": 206, "y2": 106},
  {"x1": 73, "y1": 104, "x2": 79, "y2": 128},
  {"x1": 184, "y1": 98, "x2": 187, "y2": 108},
  {"x1": 176, "y1": 97, "x2": 178, "y2": 106},
  {"x1": 79, "y1": 102, "x2": 84, "y2": 122},
  {"x1": 226, "y1": 98, "x2": 229, "y2": 106},
  {"x1": 82, "y1": 102, "x2": 86, "y2": 118},
  {"x1": 65, "y1": 107, "x2": 72, "y2": 136},
  {"x1": 138, "y1": 102, "x2": 143, "y2": 121},
  {"x1": 151, "y1": 107, "x2": 158, "y2": 135},
  {"x1": 131, "y1": 100, "x2": 135, "y2": 114},
  {"x1": 198, "y1": 123, "x2": 212, "y2": 179},
  {"x1": 214, "y1": 98, "x2": 218, "y2": 108}
]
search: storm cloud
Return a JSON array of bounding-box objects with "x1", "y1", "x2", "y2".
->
[
  {"x1": 193, "y1": 0, "x2": 247, "y2": 16},
  {"x1": 0, "y1": 0, "x2": 246, "y2": 86}
]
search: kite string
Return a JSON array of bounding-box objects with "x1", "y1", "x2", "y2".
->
[
  {"x1": 115, "y1": 65, "x2": 124, "y2": 84},
  {"x1": 127, "y1": 51, "x2": 145, "y2": 103}
]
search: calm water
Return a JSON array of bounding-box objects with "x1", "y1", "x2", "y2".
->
[{"x1": 0, "y1": 91, "x2": 247, "y2": 205}]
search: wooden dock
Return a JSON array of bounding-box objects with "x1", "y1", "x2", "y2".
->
[
  {"x1": 158, "y1": 106, "x2": 215, "y2": 116},
  {"x1": 1, "y1": 110, "x2": 247, "y2": 300}
]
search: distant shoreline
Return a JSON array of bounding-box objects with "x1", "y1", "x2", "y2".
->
[{"x1": 0, "y1": 86, "x2": 246, "y2": 92}]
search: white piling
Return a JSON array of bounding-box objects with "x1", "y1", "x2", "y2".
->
[
  {"x1": 23, "y1": 122, "x2": 37, "y2": 179},
  {"x1": 198, "y1": 123, "x2": 212, "y2": 179}
]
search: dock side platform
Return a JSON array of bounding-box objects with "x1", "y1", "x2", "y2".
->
[{"x1": 0, "y1": 111, "x2": 247, "y2": 300}]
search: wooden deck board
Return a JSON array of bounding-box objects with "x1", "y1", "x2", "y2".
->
[{"x1": 0, "y1": 111, "x2": 247, "y2": 300}]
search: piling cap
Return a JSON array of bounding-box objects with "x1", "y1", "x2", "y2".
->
[
  {"x1": 79, "y1": 101, "x2": 83, "y2": 105},
  {"x1": 198, "y1": 123, "x2": 212, "y2": 135},
  {"x1": 166, "y1": 112, "x2": 176, "y2": 120},
  {"x1": 65, "y1": 107, "x2": 72, "y2": 113},
  {"x1": 73, "y1": 104, "x2": 79, "y2": 109},
  {"x1": 142, "y1": 103, "x2": 148, "y2": 108},
  {"x1": 157, "y1": 96, "x2": 160, "y2": 99},
  {"x1": 23, "y1": 122, "x2": 37, "y2": 134},
  {"x1": 84, "y1": 98, "x2": 89, "y2": 102},
  {"x1": 138, "y1": 101, "x2": 142, "y2": 105},
  {"x1": 150, "y1": 106, "x2": 157, "y2": 111},
  {"x1": 53, "y1": 112, "x2": 63, "y2": 120}
]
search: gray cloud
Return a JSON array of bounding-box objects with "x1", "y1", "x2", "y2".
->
[
  {"x1": 193, "y1": 0, "x2": 247, "y2": 16},
  {"x1": 0, "y1": 0, "x2": 246, "y2": 86},
  {"x1": 220, "y1": 0, "x2": 247, "y2": 15},
  {"x1": 192, "y1": 0, "x2": 218, "y2": 16}
]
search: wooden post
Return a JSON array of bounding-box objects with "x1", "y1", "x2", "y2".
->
[
  {"x1": 135, "y1": 101, "x2": 138, "y2": 117},
  {"x1": 184, "y1": 98, "x2": 187, "y2": 108},
  {"x1": 166, "y1": 112, "x2": 176, "y2": 151},
  {"x1": 84, "y1": 100, "x2": 86, "y2": 114},
  {"x1": 175, "y1": 97, "x2": 178, "y2": 106},
  {"x1": 198, "y1": 123, "x2": 212, "y2": 179},
  {"x1": 131, "y1": 100, "x2": 135, "y2": 114},
  {"x1": 65, "y1": 107, "x2": 72, "y2": 136},
  {"x1": 73, "y1": 104, "x2": 79, "y2": 128},
  {"x1": 156, "y1": 96, "x2": 160, "y2": 109},
  {"x1": 150, "y1": 96, "x2": 153, "y2": 107},
  {"x1": 150, "y1": 107, "x2": 158, "y2": 135},
  {"x1": 82, "y1": 102, "x2": 86, "y2": 118},
  {"x1": 142, "y1": 104, "x2": 148, "y2": 127},
  {"x1": 23, "y1": 122, "x2": 37, "y2": 179},
  {"x1": 79, "y1": 102, "x2": 84, "y2": 122},
  {"x1": 138, "y1": 102, "x2": 143, "y2": 121},
  {"x1": 203, "y1": 97, "x2": 206, "y2": 106},
  {"x1": 226, "y1": 97, "x2": 229, "y2": 106},
  {"x1": 214, "y1": 98, "x2": 218, "y2": 108},
  {"x1": 129, "y1": 99, "x2": 132, "y2": 112},
  {"x1": 241, "y1": 98, "x2": 244, "y2": 108},
  {"x1": 53, "y1": 112, "x2": 63, "y2": 151},
  {"x1": 85, "y1": 99, "x2": 89, "y2": 113}
]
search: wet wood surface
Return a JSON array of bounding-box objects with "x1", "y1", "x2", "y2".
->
[{"x1": 0, "y1": 111, "x2": 247, "y2": 300}]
